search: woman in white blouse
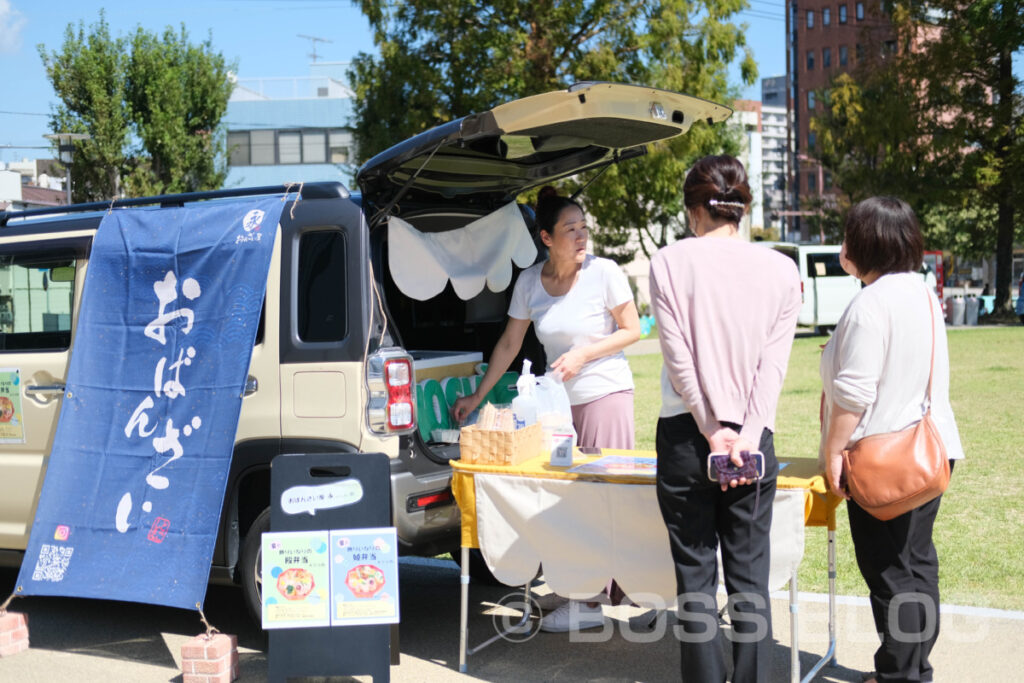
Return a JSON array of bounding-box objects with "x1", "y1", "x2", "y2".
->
[{"x1": 820, "y1": 197, "x2": 965, "y2": 683}]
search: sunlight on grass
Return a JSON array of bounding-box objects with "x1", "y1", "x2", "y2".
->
[{"x1": 630, "y1": 327, "x2": 1024, "y2": 609}]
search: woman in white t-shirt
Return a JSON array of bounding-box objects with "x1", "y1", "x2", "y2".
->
[
  {"x1": 452, "y1": 186, "x2": 641, "y2": 633},
  {"x1": 452, "y1": 186, "x2": 641, "y2": 447}
]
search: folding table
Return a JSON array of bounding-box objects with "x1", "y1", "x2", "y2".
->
[{"x1": 451, "y1": 450, "x2": 843, "y2": 682}]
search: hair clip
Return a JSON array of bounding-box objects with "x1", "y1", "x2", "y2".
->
[{"x1": 708, "y1": 199, "x2": 746, "y2": 208}]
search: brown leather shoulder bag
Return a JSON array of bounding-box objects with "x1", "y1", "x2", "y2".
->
[{"x1": 841, "y1": 289, "x2": 950, "y2": 521}]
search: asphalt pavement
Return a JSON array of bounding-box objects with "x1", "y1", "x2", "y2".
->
[{"x1": 1, "y1": 557, "x2": 1021, "y2": 682}]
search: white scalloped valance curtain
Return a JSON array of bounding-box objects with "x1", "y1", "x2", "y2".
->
[{"x1": 387, "y1": 201, "x2": 537, "y2": 301}]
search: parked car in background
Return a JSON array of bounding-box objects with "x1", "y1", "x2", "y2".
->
[{"x1": 756, "y1": 242, "x2": 861, "y2": 332}]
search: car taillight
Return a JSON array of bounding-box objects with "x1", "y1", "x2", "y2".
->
[
  {"x1": 800, "y1": 280, "x2": 805, "y2": 303},
  {"x1": 365, "y1": 347, "x2": 417, "y2": 435},
  {"x1": 385, "y1": 358, "x2": 414, "y2": 430}
]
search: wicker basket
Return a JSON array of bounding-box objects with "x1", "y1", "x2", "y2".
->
[{"x1": 458, "y1": 422, "x2": 543, "y2": 466}]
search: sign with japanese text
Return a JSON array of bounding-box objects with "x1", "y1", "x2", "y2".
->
[
  {"x1": 260, "y1": 527, "x2": 400, "y2": 630},
  {"x1": 15, "y1": 196, "x2": 284, "y2": 609},
  {"x1": 0, "y1": 368, "x2": 25, "y2": 443},
  {"x1": 262, "y1": 530, "x2": 332, "y2": 629},
  {"x1": 329, "y1": 527, "x2": 399, "y2": 626}
]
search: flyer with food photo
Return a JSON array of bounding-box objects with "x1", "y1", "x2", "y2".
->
[
  {"x1": 261, "y1": 530, "x2": 331, "y2": 629},
  {"x1": 0, "y1": 369, "x2": 25, "y2": 444},
  {"x1": 329, "y1": 527, "x2": 400, "y2": 626}
]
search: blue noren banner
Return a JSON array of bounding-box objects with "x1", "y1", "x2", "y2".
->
[{"x1": 15, "y1": 196, "x2": 284, "y2": 610}]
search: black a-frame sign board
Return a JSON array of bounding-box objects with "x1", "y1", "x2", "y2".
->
[{"x1": 268, "y1": 452, "x2": 395, "y2": 683}]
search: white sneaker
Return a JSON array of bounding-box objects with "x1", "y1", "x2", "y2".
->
[
  {"x1": 540, "y1": 600, "x2": 605, "y2": 633},
  {"x1": 531, "y1": 592, "x2": 569, "y2": 611}
]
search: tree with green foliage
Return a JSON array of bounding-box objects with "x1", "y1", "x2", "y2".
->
[
  {"x1": 40, "y1": 12, "x2": 236, "y2": 202},
  {"x1": 813, "y1": 0, "x2": 1023, "y2": 310},
  {"x1": 349, "y1": 0, "x2": 757, "y2": 261}
]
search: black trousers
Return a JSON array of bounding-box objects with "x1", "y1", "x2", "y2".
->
[
  {"x1": 655, "y1": 414, "x2": 778, "y2": 683},
  {"x1": 847, "y1": 461, "x2": 953, "y2": 683}
]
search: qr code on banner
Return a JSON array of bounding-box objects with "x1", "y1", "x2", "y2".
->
[{"x1": 32, "y1": 543, "x2": 75, "y2": 582}]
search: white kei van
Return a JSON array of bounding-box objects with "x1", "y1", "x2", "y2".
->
[{"x1": 757, "y1": 242, "x2": 862, "y2": 332}]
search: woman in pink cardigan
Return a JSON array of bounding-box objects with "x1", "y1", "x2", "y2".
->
[{"x1": 649, "y1": 155, "x2": 801, "y2": 683}]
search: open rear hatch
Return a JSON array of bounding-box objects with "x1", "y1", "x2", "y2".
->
[{"x1": 357, "y1": 82, "x2": 732, "y2": 218}]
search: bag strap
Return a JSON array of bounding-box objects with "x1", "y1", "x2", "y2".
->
[{"x1": 924, "y1": 287, "x2": 936, "y2": 411}]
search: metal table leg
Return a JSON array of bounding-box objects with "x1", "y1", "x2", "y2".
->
[
  {"x1": 800, "y1": 527, "x2": 838, "y2": 682},
  {"x1": 791, "y1": 568, "x2": 800, "y2": 683},
  {"x1": 459, "y1": 546, "x2": 469, "y2": 673},
  {"x1": 458, "y1": 547, "x2": 534, "y2": 673}
]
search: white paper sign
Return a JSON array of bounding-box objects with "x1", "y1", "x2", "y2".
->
[{"x1": 280, "y1": 479, "x2": 364, "y2": 516}]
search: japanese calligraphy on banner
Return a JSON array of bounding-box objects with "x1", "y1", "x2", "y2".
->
[
  {"x1": 261, "y1": 527, "x2": 400, "y2": 630},
  {"x1": 0, "y1": 368, "x2": 25, "y2": 443},
  {"x1": 15, "y1": 197, "x2": 284, "y2": 610}
]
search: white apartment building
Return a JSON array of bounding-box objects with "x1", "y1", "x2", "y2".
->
[
  {"x1": 761, "y1": 75, "x2": 791, "y2": 239},
  {"x1": 761, "y1": 104, "x2": 788, "y2": 234},
  {"x1": 732, "y1": 101, "x2": 765, "y2": 240}
]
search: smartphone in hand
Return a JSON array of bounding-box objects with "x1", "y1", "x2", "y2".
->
[{"x1": 707, "y1": 451, "x2": 765, "y2": 485}]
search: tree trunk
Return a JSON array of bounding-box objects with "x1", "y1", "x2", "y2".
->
[{"x1": 993, "y1": 27, "x2": 1014, "y2": 312}]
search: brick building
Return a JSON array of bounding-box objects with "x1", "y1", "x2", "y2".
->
[{"x1": 786, "y1": 0, "x2": 895, "y2": 239}]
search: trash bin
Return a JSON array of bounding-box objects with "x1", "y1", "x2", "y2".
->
[
  {"x1": 964, "y1": 297, "x2": 980, "y2": 325},
  {"x1": 947, "y1": 296, "x2": 966, "y2": 325}
]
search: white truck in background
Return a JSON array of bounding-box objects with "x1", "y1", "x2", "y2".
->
[{"x1": 757, "y1": 242, "x2": 861, "y2": 332}]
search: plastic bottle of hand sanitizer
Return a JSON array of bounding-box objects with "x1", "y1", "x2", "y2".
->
[{"x1": 512, "y1": 359, "x2": 538, "y2": 429}]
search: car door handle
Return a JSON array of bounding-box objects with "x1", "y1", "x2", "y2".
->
[
  {"x1": 25, "y1": 383, "x2": 66, "y2": 396},
  {"x1": 244, "y1": 375, "x2": 258, "y2": 396}
]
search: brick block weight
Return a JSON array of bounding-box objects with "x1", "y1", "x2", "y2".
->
[{"x1": 0, "y1": 612, "x2": 29, "y2": 658}]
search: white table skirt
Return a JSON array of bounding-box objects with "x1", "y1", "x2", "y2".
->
[{"x1": 474, "y1": 474, "x2": 806, "y2": 607}]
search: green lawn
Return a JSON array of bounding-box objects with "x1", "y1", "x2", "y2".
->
[{"x1": 629, "y1": 327, "x2": 1024, "y2": 609}]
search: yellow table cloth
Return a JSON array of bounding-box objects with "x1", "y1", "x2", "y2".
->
[
  {"x1": 453, "y1": 450, "x2": 841, "y2": 548},
  {"x1": 451, "y1": 450, "x2": 841, "y2": 605}
]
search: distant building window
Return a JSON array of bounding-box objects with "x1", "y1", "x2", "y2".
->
[
  {"x1": 807, "y1": 50, "x2": 815, "y2": 70},
  {"x1": 856, "y1": 1, "x2": 864, "y2": 20},
  {"x1": 807, "y1": 9, "x2": 815, "y2": 28},
  {"x1": 227, "y1": 131, "x2": 250, "y2": 167},
  {"x1": 808, "y1": 91, "x2": 816, "y2": 109},
  {"x1": 303, "y1": 131, "x2": 327, "y2": 164},
  {"x1": 228, "y1": 128, "x2": 351, "y2": 166},
  {"x1": 856, "y1": 43, "x2": 864, "y2": 61},
  {"x1": 839, "y1": 45, "x2": 849, "y2": 66},
  {"x1": 808, "y1": 171, "x2": 818, "y2": 192},
  {"x1": 824, "y1": 170, "x2": 834, "y2": 190},
  {"x1": 808, "y1": 131, "x2": 817, "y2": 150},
  {"x1": 250, "y1": 130, "x2": 275, "y2": 165},
  {"x1": 278, "y1": 132, "x2": 302, "y2": 164},
  {"x1": 329, "y1": 132, "x2": 350, "y2": 163},
  {"x1": 839, "y1": 4, "x2": 848, "y2": 23},
  {"x1": 823, "y1": 7, "x2": 831, "y2": 25},
  {"x1": 884, "y1": 40, "x2": 898, "y2": 55},
  {"x1": 823, "y1": 47, "x2": 832, "y2": 67}
]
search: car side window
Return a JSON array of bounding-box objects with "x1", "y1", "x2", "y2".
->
[
  {"x1": 806, "y1": 253, "x2": 846, "y2": 277},
  {"x1": 297, "y1": 229, "x2": 347, "y2": 342},
  {"x1": 0, "y1": 251, "x2": 77, "y2": 352}
]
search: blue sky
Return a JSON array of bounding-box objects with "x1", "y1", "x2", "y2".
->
[{"x1": 0, "y1": 0, "x2": 786, "y2": 164}]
